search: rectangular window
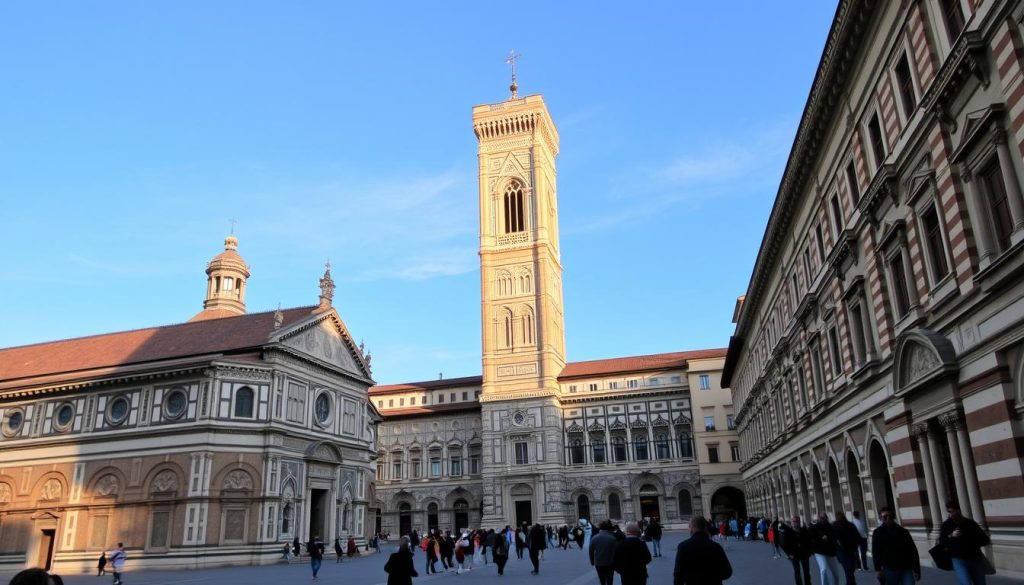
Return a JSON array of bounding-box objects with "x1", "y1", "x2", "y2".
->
[
  {"x1": 376, "y1": 462, "x2": 384, "y2": 480},
  {"x1": 430, "y1": 458, "x2": 441, "y2": 477},
  {"x1": 474, "y1": 390, "x2": 480, "y2": 399},
  {"x1": 450, "y1": 393, "x2": 456, "y2": 403},
  {"x1": 849, "y1": 304, "x2": 868, "y2": 365},
  {"x1": 627, "y1": 379, "x2": 638, "y2": 389},
  {"x1": 568, "y1": 385, "x2": 577, "y2": 393},
  {"x1": 846, "y1": 160, "x2": 861, "y2": 205},
  {"x1": 726, "y1": 414, "x2": 735, "y2": 430},
  {"x1": 815, "y1": 224, "x2": 826, "y2": 260},
  {"x1": 830, "y1": 194, "x2": 844, "y2": 236},
  {"x1": 868, "y1": 114, "x2": 886, "y2": 169},
  {"x1": 589, "y1": 383, "x2": 598, "y2": 391},
  {"x1": 514, "y1": 441, "x2": 529, "y2": 465},
  {"x1": 609, "y1": 382, "x2": 618, "y2": 389},
  {"x1": 437, "y1": 394, "x2": 444, "y2": 403},
  {"x1": 411, "y1": 459, "x2": 421, "y2": 479},
  {"x1": 450, "y1": 457, "x2": 462, "y2": 476},
  {"x1": 399, "y1": 398, "x2": 404, "y2": 407},
  {"x1": 149, "y1": 511, "x2": 170, "y2": 549},
  {"x1": 592, "y1": 441, "x2": 607, "y2": 463},
  {"x1": 391, "y1": 461, "x2": 402, "y2": 479},
  {"x1": 828, "y1": 326, "x2": 843, "y2": 376},
  {"x1": 811, "y1": 347, "x2": 826, "y2": 400},
  {"x1": 980, "y1": 159, "x2": 1014, "y2": 252},
  {"x1": 797, "y1": 366, "x2": 809, "y2": 409},
  {"x1": 707, "y1": 445, "x2": 720, "y2": 464},
  {"x1": 670, "y1": 376, "x2": 682, "y2": 383},
  {"x1": 649, "y1": 378, "x2": 659, "y2": 386},
  {"x1": 388, "y1": 399, "x2": 393, "y2": 408},
  {"x1": 803, "y1": 247, "x2": 812, "y2": 282},
  {"x1": 894, "y1": 54, "x2": 917, "y2": 118},
  {"x1": 423, "y1": 394, "x2": 429, "y2": 404},
  {"x1": 377, "y1": 400, "x2": 383, "y2": 408},
  {"x1": 939, "y1": 0, "x2": 966, "y2": 42},
  {"x1": 410, "y1": 397, "x2": 416, "y2": 406},
  {"x1": 921, "y1": 203, "x2": 951, "y2": 283},
  {"x1": 730, "y1": 444, "x2": 741, "y2": 462},
  {"x1": 462, "y1": 391, "x2": 468, "y2": 401},
  {"x1": 470, "y1": 457, "x2": 480, "y2": 474},
  {"x1": 704, "y1": 416, "x2": 716, "y2": 431},
  {"x1": 889, "y1": 253, "x2": 912, "y2": 318},
  {"x1": 699, "y1": 374, "x2": 711, "y2": 390}
]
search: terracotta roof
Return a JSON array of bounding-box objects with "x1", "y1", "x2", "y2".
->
[
  {"x1": 370, "y1": 375, "x2": 482, "y2": 395},
  {"x1": 377, "y1": 402, "x2": 482, "y2": 418},
  {"x1": 0, "y1": 306, "x2": 320, "y2": 383},
  {"x1": 558, "y1": 348, "x2": 728, "y2": 380}
]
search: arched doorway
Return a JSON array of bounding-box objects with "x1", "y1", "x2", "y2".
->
[
  {"x1": 427, "y1": 502, "x2": 439, "y2": 532},
  {"x1": 868, "y1": 441, "x2": 896, "y2": 516},
  {"x1": 638, "y1": 484, "x2": 661, "y2": 521},
  {"x1": 812, "y1": 465, "x2": 826, "y2": 517},
  {"x1": 577, "y1": 494, "x2": 591, "y2": 521},
  {"x1": 846, "y1": 452, "x2": 866, "y2": 517},
  {"x1": 453, "y1": 499, "x2": 469, "y2": 531},
  {"x1": 398, "y1": 502, "x2": 412, "y2": 537},
  {"x1": 710, "y1": 486, "x2": 746, "y2": 519},
  {"x1": 827, "y1": 459, "x2": 843, "y2": 520},
  {"x1": 608, "y1": 492, "x2": 622, "y2": 520}
]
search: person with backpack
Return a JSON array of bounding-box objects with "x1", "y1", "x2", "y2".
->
[{"x1": 493, "y1": 528, "x2": 510, "y2": 576}]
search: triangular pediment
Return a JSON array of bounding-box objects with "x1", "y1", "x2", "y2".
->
[
  {"x1": 498, "y1": 152, "x2": 527, "y2": 177},
  {"x1": 273, "y1": 310, "x2": 372, "y2": 380}
]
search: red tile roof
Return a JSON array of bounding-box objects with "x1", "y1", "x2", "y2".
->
[
  {"x1": 0, "y1": 306, "x2": 320, "y2": 383},
  {"x1": 370, "y1": 375, "x2": 482, "y2": 395},
  {"x1": 558, "y1": 348, "x2": 728, "y2": 379}
]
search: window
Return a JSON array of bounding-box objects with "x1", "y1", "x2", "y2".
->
[
  {"x1": 222, "y1": 277, "x2": 234, "y2": 291},
  {"x1": 811, "y1": 347, "x2": 826, "y2": 400},
  {"x1": 107, "y1": 395, "x2": 130, "y2": 425},
  {"x1": 830, "y1": 194, "x2": 844, "y2": 236},
  {"x1": 430, "y1": 457, "x2": 441, "y2": 477},
  {"x1": 588, "y1": 383, "x2": 598, "y2": 392},
  {"x1": 410, "y1": 397, "x2": 416, "y2": 406},
  {"x1": 474, "y1": 391, "x2": 480, "y2": 399},
  {"x1": 938, "y1": 0, "x2": 966, "y2": 42},
  {"x1": 670, "y1": 376, "x2": 681, "y2": 383},
  {"x1": 376, "y1": 462, "x2": 384, "y2": 480},
  {"x1": 828, "y1": 326, "x2": 843, "y2": 376},
  {"x1": 920, "y1": 204, "x2": 950, "y2": 283},
  {"x1": 411, "y1": 458, "x2": 421, "y2": 479},
  {"x1": 655, "y1": 434, "x2": 671, "y2": 459},
  {"x1": 503, "y1": 181, "x2": 526, "y2": 233},
  {"x1": 470, "y1": 457, "x2": 480, "y2": 474},
  {"x1": 796, "y1": 366, "x2": 809, "y2": 409},
  {"x1": 730, "y1": 443, "x2": 741, "y2": 461},
  {"x1": 802, "y1": 248, "x2": 812, "y2": 282},
  {"x1": 627, "y1": 379, "x2": 638, "y2": 389},
  {"x1": 707, "y1": 445, "x2": 720, "y2": 464},
  {"x1": 437, "y1": 394, "x2": 444, "y2": 403},
  {"x1": 609, "y1": 382, "x2": 619, "y2": 389},
  {"x1": 980, "y1": 158, "x2": 1014, "y2": 253},
  {"x1": 234, "y1": 387, "x2": 254, "y2": 418},
  {"x1": 649, "y1": 378, "x2": 660, "y2": 386},
  {"x1": 704, "y1": 416, "x2": 716, "y2": 431},
  {"x1": 388, "y1": 399, "x2": 394, "y2": 408},
  {"x1": 149, "y1": 510, "x2": 170, "y2": 549},
  {"x1": 577, "y1": 494, "x2": 591, "y2": 521},
  {"x1": 450, "y1": 393, "x2": 456, "y2": 403},
  {"x1": 450, "y1": 457, "x2": 462, "y2": 476},
  {"x1": 592, "y1": 438, "x2": 606, "y2": 463},
  {"x1": 699, "y1": 374, "x2": 711, "y2": 390},
  {"x1": 815, "y1": 224, "x2": 826, "y2": 260},
  {"x1": 399, "y1": 398, "x2": 404, "y2": 407},
  {"x1": 677, "y1": 432, "x2": 694, "y2": 458},
  {"x1": 391, "y1": 460, "x2": 402, "y2": 479},
  {"x1": 608, "y1": 493, "x2": 622, "y2": 519},
  {"x1": 894, "y1": 54, "x2": 917, "y2": 119},
  {"x1": 569, "y1": 439, "x2": 585, "y2": 464},
  {"x1": 462, "y1": 392, "x2": 468, "y2": 401},
  {"x1": 846, "y1": 160, "x2": 861, "y2": 205},
  {"x1": 678, "y1": 490, "x2": 693, "y2": 516},
  {"x1": 634, "y1": 436, "x2": 649, "y2": 461},
  {"x1": 867, "y1": 114, "x2": 887, "y2": 169},
  {"x1": 514, "y1": 441, "x2": 529, "y2": 465},
  {"x1": 726, "y1": 414, "x2": 735, "y2": 430},
  {"x1": 848, "y1": 301, "x2": 870, "y2": 366},
  {"x1": 888, "y1": 253, "x2": 912, "y2": 318},
  {"x1": 377, "y1": 400, "x2": 383, "y2": 408},
  {"x1": 612, "y1": 436, "x2": 627, "y2": 462},
  {"x1": 569, "y1": 385, "x2": 577, "y2": 393}
]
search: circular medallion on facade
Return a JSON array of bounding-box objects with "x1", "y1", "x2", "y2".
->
[
  {"x1": 315, "y1": 393, "x2": 332, "y2": 425},
  {"x1": 512, "y1": 412, "x2": 526, "y2": 426},
  {"x1": 54, "y1": 403, "x2": 75, "y2": 432},
  {"x1": 163, "y1": 388, "x2": 187, "y2": 419},
  {"x1": 2, "y1": 408, "x2": 24, "y2": 437},
  {"x1": 106, "y1": 396, "x2": 130, "y2": 426}
]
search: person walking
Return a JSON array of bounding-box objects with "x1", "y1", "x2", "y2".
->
[
  {"x1": 409, "y1": 529, "x2": 419, "y2": 558},
  {"x1": 547, "y1": 525, "x2": 555, "y2": 549},
  {"x1": 493, "y1": 528, "x2": 510, "y2": 576},
  {"x1": 292, "y1": 537, "x2": 301, "y2": 559},
  {"x1": 384, "y1": 536, "x2": 418, "y2": 585},
  {"x1": 472, "y1": 531, "x2": 484, "y2": 568},
  {"x1": 590, "y1": 520, "x2": 618, "y2": 585},
  {"x1": 308, "y1": 535, "x2": 325, "y2": 580},
  {"x1": 939, "y1": 501, "x2": 991, "y2": 585},
  {"x1": 528, "y1": 522, "x2": 547, "y2": 574},
  {"x1": 454, "y1": 533, "x2": 469, "y2": 574},
  {"x1": 872, "y1": 506, "x2": 920, "y2": 585},
  {"x1": 809, "y1": 513, "x2": 844, "y2": 585},
  {"x1": 443, "y1": 531, "x2": 455, "y2": 570},
  {"x1": 780, "y1": 516, "x2": 812, "y2": 585},
  {"x1": 515, "y1": 527, "x2": 527, "y2": 559},
  {"x1": 851, "y1": 511, "x2": 869, "y2": 570},
  {"x1": 97, "y1": 552, "x2": 107, "y2": 576},
  {"x1": 834, "y1": 514, "x2": 861, "y2": 585},
  {"x1": 425, "y1": 534, "x2": 439, "y2": 574},
  {"x1": 334, "y1": 537, "x2": 344, "y2": 563},
  {"x1": 613, "y1": 522, "x2": 652, "y2": 585},
  {"x1": 673, "y1": 516, "x2": 733, "y2": 585},
  {"x1": 109, "y1": 543, "x2": 126, "y2": 585},
  {"x1": 647, "y1": 518, "x2": 663, "y2": 558}
]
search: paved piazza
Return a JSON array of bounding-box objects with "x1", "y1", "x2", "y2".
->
[{"x1": 52, "y1": 534, "x2": 1023, "y2": 585}]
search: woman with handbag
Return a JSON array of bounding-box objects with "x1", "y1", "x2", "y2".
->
[{"x1": 939, "y1": 501, "x2": 992, "y2": 585}]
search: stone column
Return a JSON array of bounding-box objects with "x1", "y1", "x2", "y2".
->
[
  {"x1": 912, "y1": 423, "x2": 943, "y2": 531},
  {"x1": 926, "y1": 427, "x2": 950, "y2": 509},
  {"x1": 939, "y1": 412, "x2": 971, "y2": 515},
  {"x1": 954, "y1": 421, "x2": 986, "y2": 527},
  {"x1": 994, "y1": 129, "x2": 1024, "y2": 237}
]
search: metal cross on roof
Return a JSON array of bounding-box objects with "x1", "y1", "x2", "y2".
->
[{"x1": 506, "y1": 50, "x2": 521, "y2": 99}]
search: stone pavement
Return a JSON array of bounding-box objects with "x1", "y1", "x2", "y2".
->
[{"x1": 52, "y1": 533, "x2": 1023, "y2": 585}]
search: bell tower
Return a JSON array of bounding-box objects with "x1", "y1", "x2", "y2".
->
[{"x1": 474, "y1": 90, "x2": 568, "y2": 527}]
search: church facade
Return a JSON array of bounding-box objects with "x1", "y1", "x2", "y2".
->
[
  {"x1": 0, "y1": 238, "x2": 378, "y2": 574},
  {"x1": 370, "y1": 93, "x2": 738, "y2": 533}
]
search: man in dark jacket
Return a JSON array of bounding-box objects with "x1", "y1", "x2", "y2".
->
[
  {"x1": 872, "y1": 506, "x2": 920, "y2": 585},
  {"x1": 809, "y1": 513, "x2": 843, "y2": 585},
  {"x1": 834, "y1": 514, "x2": 861, "y2": 585},
  {"x1": 384, "y1": 536, "x2": 418, "y2": 585},
  {"x1": 613, "y1": 522, "x2": 652, "y2": 585},
  {"x1": 673, "y1": 517, "x2": 733, "y2": 585},
  {"x1": 528, "y1": 523, "x2": 547, "y2": 574},
  {"x1": 780, "y1": 516, "x2": 812, "y2": 585},
  {"x1": 939, "y1": 501, "x2": 990, "y2": 585},
  {"x1": 590, "y1": 521, "x2": 618, "y2": 585},
  {"x1": 646, "y1": 519, "x2": 664, "y2": 557}
]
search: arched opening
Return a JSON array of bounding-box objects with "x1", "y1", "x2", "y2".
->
[
  {"x1": 677, "y1": 428, "x2": 694, "y2": 458},
  {"x1": 399, "y1": 502, "x2": 412, "y2": 537},
  {"x1": 800, "y1": 473, "x2": 811, "y2": 521},
  {"x1": 568, "y1": 438, "x2": 585, "y2": 465},
  {"x1": 677, "y1": 489, "x2": 694, "y2": 517},
  {"x1": 612, "y1": 435, "x2": 627, "y2": 462},
  {"x1": 812, "y1": 465, "x2": 826, "y2": 517},
  {"x1": 427, "y1": 502, "x2": 439, "y2": 532},
  {"x1": 234, "y1": 386, "x2": 254, "y2": 418},
  {"x1": 634, "y1": 436, "x2": 649, "y2": 461},
  {"x1": 577, "y1": 494, "x2": 591, "y2": 521},
  {"x1": 503, "y1": 181, "x2": 526, "y2": 233},
  {"x1": 710, "y1": 486, "x2": 747, "y2": 520},
  {"x1": 453, "y1": 498, "x2": 469, "y2": 532},
  {"x1": 868, "y1": 440, "x2": 896, "y2": 517},
  {"x1": 638, "y1": 483, "x2": 661, "y2": 521},
  {"x1": 655, "y1": 433, "x2": 671, "y2": 459},
  {"x1": 827, "y1": 458, "x2": 843, "y2": 520},
  {"x1": 608, "y1": 492, "x2": 622, "y2": 520},
  {"x1": 846, "y1": 452, "x2": 866, "y2": 519}
]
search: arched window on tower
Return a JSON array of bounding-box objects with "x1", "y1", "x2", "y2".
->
[
  {"x1": 503, "y1": 309, "x2": 514, "y2": 349},
  {"x1": 503, "y1": 181, "x2": 526, "y2": 233},
  {"x1": 522, "y1": 308, "x2": 535, "y2": 345},
  {"x1": 234, "y1": 387, "x2": 254, "y2": 418}
]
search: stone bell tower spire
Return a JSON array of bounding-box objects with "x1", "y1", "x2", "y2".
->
[
  {"x1": 192, "y1": 234, "x2": 250, "y2": 321},
  {"x1": 318, "y1": 260, "x2": 335, "y2": 309}
]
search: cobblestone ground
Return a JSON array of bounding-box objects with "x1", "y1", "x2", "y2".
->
[{"x1": 51, "y1": 534, "x2": 1023, "y2": 585}]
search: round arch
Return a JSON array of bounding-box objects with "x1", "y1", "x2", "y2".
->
[{"x1": 710, "y1": 485, "x2": 746, "y2": 520}]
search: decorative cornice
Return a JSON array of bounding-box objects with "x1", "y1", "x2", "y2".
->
[{"x1": 921, "y1": 31, "x2": 991, "y2": 132}]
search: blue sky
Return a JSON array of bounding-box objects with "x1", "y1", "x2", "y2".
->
[{"x1": 0, "y1": 1, "x2": 836, "y2": 384}]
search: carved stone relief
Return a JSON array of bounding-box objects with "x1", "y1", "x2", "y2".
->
[
  {"x1": 39, "y1": 479, "x2": 62, "y2": 501},
  {"x1": 0, "y1": 483, "x2": 11, "y2": 503},
  {"x1": 903, "y1": 343, "x2": 940, "y2": 386},
  {"x1": 95, "y1": 474, "x2": 119, "y2": 497},
  {"x1": 223, "y1": 470, "x2": 253, "y2": 491},
  {"x1": 151, "y1": 470, "x2": 178, "y2": 493}
]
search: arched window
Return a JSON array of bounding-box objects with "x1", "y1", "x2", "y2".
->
[
  {"x1": 503, "y1": 181, "x2": 526, "y2": 233},
  {"x1": 503, "y1": 310, "x2": 514, "y2": 349},
  {"x1": 427, "y1": 502, "x2": 439, "y2": 531},
  {"x1": 608, "y1": 493, "x2": 622, "y2": 520},
  {"x1": 591, "y1": 437, "x2": 606, "y2": 463},
  {"x1": 678, "y1": 489, "x2": 693, "y2": 516},
  {"x1": 234, "y1": 387, "x2": 254, "y2": 418},
  {"x1": 577, "y1": 494, "x2": 591, "y2": 520},
  {"x1": 612, "y1": 436, "x2": 627, "y2": 462},
  {"x1": 634, "y1": 436, "x2": 649, "y2": 461},
  {"x1": 522, "y1": 309, "x2": 535, "y2": 345},
  {"x1": 677, "y1": 431, "x2": 694, "y2": 459}
]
